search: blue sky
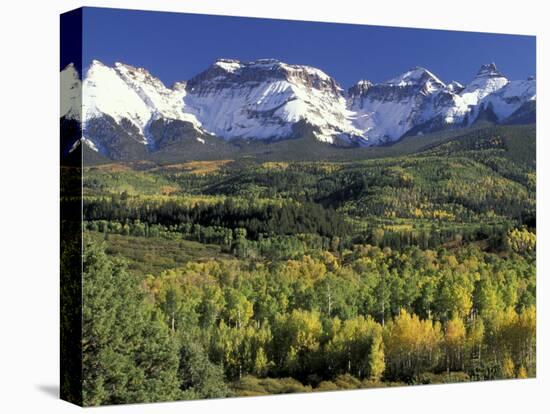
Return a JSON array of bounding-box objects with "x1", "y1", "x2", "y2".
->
[{"x1": 68, "y1": 7, "x2": 535, "y2": 88}]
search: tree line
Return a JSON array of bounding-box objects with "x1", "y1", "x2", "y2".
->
[{"x1": 84, "y1": 196, "x2": 351, "y2": 241}]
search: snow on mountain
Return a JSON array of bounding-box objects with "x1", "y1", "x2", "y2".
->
[
  {"x1": 114, "y1": 62, "x2": 201, "y2": 128},
  {"x1": 346, "y1": 63, "x2": 532, "y2": 143},
  {"x1": 74, "y1": 60, "x2": 203, "y2": 145},
  {"x1": 460, "y1": 63, "x2": 509, "y2": 108},
  {"x1": 69, "y1": 137, "x2": 98, "y2": 153},
  {"x1": 184, "y1": 58, "x2": 362, "y2": 144},
  {"x1": 477, "y1": 76, "x2": 536, "y2": 120},
  {"x1": 60, "y1": 59, "x2": 536, "y2": 157},
  {"x1": 81, "y1": 60, "x2": 152, "y2": 144},
  {"x1": 446, "y1": 81, "x2": 464, "y2": 94},
  {"x1": 347, "y1": 67, "x2": 451, "y2": 144},
  {"x1": 430, "y1": 88, "x2": 470, "y2": 125},
  {"x1": 60, "y1": 63, "x2": 81, "y2": 120},
  {"x1": 383, "y1": 67, "x2": 446, "y2": 92}
]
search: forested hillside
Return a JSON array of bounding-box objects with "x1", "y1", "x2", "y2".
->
[{"x1": 72, "y1": 124, "x2": 536, "y2": 404}]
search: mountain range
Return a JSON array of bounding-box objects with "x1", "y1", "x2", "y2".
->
[{"x1": 60, "y1": 59, "x2": 536, "y2": 160}]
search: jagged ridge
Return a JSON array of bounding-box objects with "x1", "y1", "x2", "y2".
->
[{"x1": 60, "y1": 59, "x2": 536, "y2": 159}]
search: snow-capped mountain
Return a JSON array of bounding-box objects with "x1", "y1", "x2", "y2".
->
[
  {"x1": 346, "y1": 62, "x2": 535, "y2": 143},
  {"x1": 460, "y1": 63, "x2": 509, "y2": 107},
  {"x1": 61, "y1": 60, "x2": 210, "y2": 158},
  {"x1": 184, "y1": 58, "x2": 363, "y2": 144},
  {"x1": 82, "y1": 60, "x2": 202, "y2": 144},
  {"x1": 60, "y1": 59, "x2": 536, "y2": 159},
  {"x1": 347, "y1": 67, "x2": 451, "y2": 143},
  {"x1": 477, "y1": 76, "x2": 536, "y2": 120}
]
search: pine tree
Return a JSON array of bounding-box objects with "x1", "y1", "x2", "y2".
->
[
  {"x1": 82, "y1": 240, "x2": 181, "y2": 405},
  {"x1": 178, "y1": 337, "x2": 231, "y2": 399}
]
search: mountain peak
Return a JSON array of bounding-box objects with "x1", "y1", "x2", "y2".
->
[
  {"x1": 384, "y1": 67, "x2": 444, "y2": 89},
  {"x1": 85, "y1": 60, "x2": 112, "y2": 79},
  {"x1": 90, "y1": 59, "x2": 106, "y2": 67},
  {"x1": 61, "y1": 62, "x2": 80, "y2": 81},
  {"x1": 460, "y1": 63, "x2": 509, "y2": 110},
  {"x1": 62, "y1": 62, "x2": 76, "y2": 71},
  {"x1": 213, "y1": 58, "x2": 243, "y2": 73},
  {"x1": 190, "y1": 58, "x2": 338, "y2": 93},
  {"x1": 475, "y1": 63, "x2": 504, "y2": 78}
]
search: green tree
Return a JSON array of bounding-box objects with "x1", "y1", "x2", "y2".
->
[
  {"x1": 82, "y1": 240, "x2": 180, "y2": 405},
  {"x1": 178, "y1": 337, "x2": 231, "y2": 399},
  {"x1": 272, "y1": 309, "x2": 322, "y2": 377},
  {"x1": 326, "y1": 316, "x2": 381, "y2": 378}
]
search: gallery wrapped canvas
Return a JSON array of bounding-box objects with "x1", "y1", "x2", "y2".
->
[{"x1": 60, "y1": 7, "x2": 536, "y2": 406}]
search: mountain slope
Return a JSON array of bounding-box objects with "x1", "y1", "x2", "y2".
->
[
  {"x1": 348, "y1": 67, "x2": 453, "y2": 144},
  {"x1": 477, "y1": 77, "x2": 536, "y2": 121},
  {"x1": 460, "y1": 63, "x2": 509, "y2": 108}
]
